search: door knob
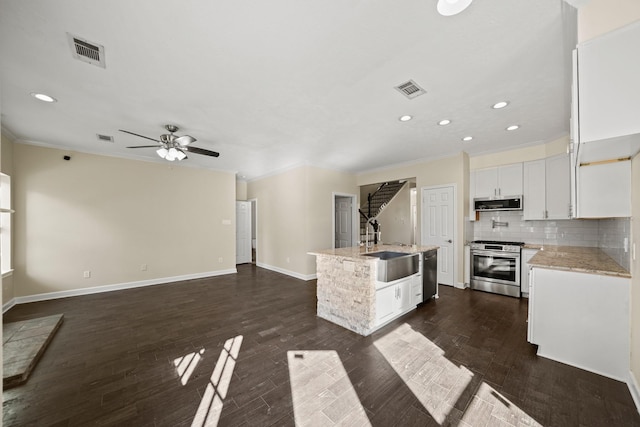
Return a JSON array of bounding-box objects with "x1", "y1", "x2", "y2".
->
[{"x1": 446, "y1": 239, "x2": 452, "y2": 243}]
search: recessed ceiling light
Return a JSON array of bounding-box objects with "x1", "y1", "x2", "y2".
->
[
  {"x1": 438, "y1": 119, "x2": 451, "y2": 126},
  {"x1": 506, "y1": 125, "x2": 520, "y2": 131},
  {"x1": 399, "y1": 115, "x2": 413, "y2": 122},
  {"x1": 492, "y1": 101, "x2": 509, "y2": 109},
  {"x1": 462, "y1": 136, "x2": 473, "y2": 142},
  {"x1": 437, "y1": 0, "x2": 473, "y2": 16},
  {"x1": 31, "y1": 92, "x2": 57, "y2": 103}
]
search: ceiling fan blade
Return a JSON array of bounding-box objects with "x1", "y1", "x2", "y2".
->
[
  {"x1": 184, "y1": 146, "x2": 220, "y2": 157},
  {"x1": 174, "y1": 135, "x2": 196, "y2": 146},
  {"x1": 118, "y1": 129, "x2": 161, "y2": 143},
  {"x1": 126, "y1": 145, "x2": 161, "y2": 149}
]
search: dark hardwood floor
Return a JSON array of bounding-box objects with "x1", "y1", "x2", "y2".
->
[{"x1": 3, "y1": 264, "x2": 639, "y2": 426}]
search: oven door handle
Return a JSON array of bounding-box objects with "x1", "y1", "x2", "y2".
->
[{"x1": 472, "y1": 250, "x2": 520, "y2": 259}]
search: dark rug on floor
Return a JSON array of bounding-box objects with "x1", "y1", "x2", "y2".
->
[{"x1": 3, "y1": 313, "x2": 64, "y2": 389}]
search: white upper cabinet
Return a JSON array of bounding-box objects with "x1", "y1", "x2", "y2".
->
[
  {"x1": 523, "y1": 160, "x2": 546, "y2": 220},
  {"x1": 523, "y1": 154, "x2": 571, "y2": 221},
  {"x1": 577, "y1": 21, "x2": 640, "y2": 144},
  {"x1": 474, "y1": 163, "x2": 523, "y2": 199},
  {"x1": 474, "y1": 167, "x2": 498, "y2": 199},
  {"x1": 577, "y1": 160, "x2": 631, "y2": 218},
  {"x1": 545, "y1": 154, "x2": 571, "y2": 220}
]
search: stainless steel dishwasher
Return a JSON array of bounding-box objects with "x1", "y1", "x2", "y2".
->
[{"x1": 422, "y1": 250, "x2": 438, "y2": 301}]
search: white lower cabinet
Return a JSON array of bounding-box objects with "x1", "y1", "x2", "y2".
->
[
  {"x1": 520, "y1": 249, "x2": 538, "y2": 297},
  {"x1": 528, "y1": 267, "x2": 630, "y2": 381},
  {"x1": 375, "y1": 274, "x2": 418, "y2": 327},
  {"x1": 411, "y1": 274, "x2": 423, "y2": 306}
]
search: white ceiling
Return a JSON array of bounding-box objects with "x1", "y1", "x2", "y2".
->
[{"x1": 0, "y1": 0, "x2": 577, "y2": 180}]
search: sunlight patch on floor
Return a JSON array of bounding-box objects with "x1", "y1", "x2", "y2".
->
[
  {"x1": 374, "y1": 323, "x2": 542, "y2": 425},
  {"x1": 373, "y1": 323, "x2": 473, "y2": 424},
  {"x1": 464, "y1": 382, "x2": 543, "y2": 426},
  {"x1": 191, "y1": 335, "x2": 243, "y2": 427},
  {"x1": 174, "y1": 349, "x2": 205, "y2": 386},
  {"x1": 287, "y1": 350, "x2": 371, "y2": 427}
]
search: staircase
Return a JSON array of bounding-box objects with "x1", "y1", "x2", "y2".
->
[{"x1": 359, "y1": 180, "x2": 407, "y2": 235}]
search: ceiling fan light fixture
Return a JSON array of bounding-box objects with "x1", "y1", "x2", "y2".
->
[
  {"x1": 156, "y1": 147, "x2": 169, "y2": 158},
  {"x1": 175, "y1": 149, "x2": 187, "y2": 161},
  {"x1": 437, "y1": 0, "x2": 473, "y2": 16}
]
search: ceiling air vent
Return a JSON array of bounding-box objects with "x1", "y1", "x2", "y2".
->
[
  {"x1": 67, "y1": 33, "x2": 106, "y2": 68},
  {"x1": 394, "y1": 80, "x2": 426, "y2": 99},
  {"x1": 96, "y1": 134, "x2": 114, "y2": 142}
]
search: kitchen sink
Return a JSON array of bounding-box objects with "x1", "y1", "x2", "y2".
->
[{"x1": 362, "y1": 251, "x2": 419, "y2": 282}]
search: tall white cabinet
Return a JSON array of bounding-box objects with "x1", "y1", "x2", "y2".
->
[{"x1": 572, "y1": 21, "x2": 640, "y2": 218}]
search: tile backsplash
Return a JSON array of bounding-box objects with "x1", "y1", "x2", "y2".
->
[{"x1": 471, "y1": 211, "x2": 630, "y2": 271}]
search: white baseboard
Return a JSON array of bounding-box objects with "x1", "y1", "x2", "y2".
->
[
  {"x1": 629, "y1": 371, "x2": 640, "y2": 415},
  {"x1": 256, "y1": 262, "x2": 317, "y2": 281},
  {"x1": 9, "y1": 269, "x2": 237, "y2": 306},
  {"x1": 536, "y1": 348, "x2": 627, "y2": 383},
  {"x1": 3, "y1": 298, "x2": 16, "y2": 314}
]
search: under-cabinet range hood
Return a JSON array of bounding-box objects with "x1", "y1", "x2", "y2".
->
[{"x1": 473, "y1": 196, "x2": 522, "y2": 211}]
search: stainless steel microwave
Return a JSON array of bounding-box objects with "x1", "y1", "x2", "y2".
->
[{"x1": 474, "y1": 196, "x2": 522, "y2": 211}]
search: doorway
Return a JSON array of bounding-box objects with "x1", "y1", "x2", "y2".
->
[
  {"x1": 421, "y1": 185, "x2": 456, "y2": 287},
  {"x1": 250, "y1": 198, "x2": 257, "y2": 264},
  {"x1": 236, "y1": 201, "x2": 251, "y2": 264},
  {"x1": 332, "y1": 193, "x2": 358, "y2": 249}
]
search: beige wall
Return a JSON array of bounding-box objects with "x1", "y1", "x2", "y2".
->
[
  {"x1": 13, "y1": 143, "x2": 236, "y2": 297},
  {"x1": 470, "y1": 135, "x2": 569, "y2": 170},
  {"x1": 632, "y1": 153, "x2": 640, "y2": 385},
  {"x1": 578, "y1": 0, "x2": 640, "y2": 42},
  {"x1": 247, "y1": 165, "x2": 358, "y2": 277},
  {"x1": 376, "y1": 183, "x2": 412, "y2": 245},
  {"x1": 357, "y1": 152, "x2": 468, "y2": 286}
]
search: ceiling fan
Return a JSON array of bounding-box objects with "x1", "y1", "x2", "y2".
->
[{"x1": 120, "y1": 125, "x2": 220, "y2": 161}]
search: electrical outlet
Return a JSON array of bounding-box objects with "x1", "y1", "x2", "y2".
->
[
  {"x1": 141, "y1": 264, "x2": 147, "y2": 271},
  {"x1": 83, "y1": 270, "x2": 91, "y2": 279},
  {"x1": 286, "y1": 257, "x2": 290, "y2": 263},
  {"x1": 218, "y1": 257, "x2": 223, "y2": 263}
]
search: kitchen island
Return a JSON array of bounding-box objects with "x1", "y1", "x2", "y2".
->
[{"x1": 309, "y1": 244, "x2": 438, "y2": 336}]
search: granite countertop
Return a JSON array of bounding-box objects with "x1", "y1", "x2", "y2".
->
[
  {"x1": 309, "y1": 244, "x2": 439, "y2": 260},
  {"x1": 528, "y1": 245, "x2": 631, "y2": 278}
]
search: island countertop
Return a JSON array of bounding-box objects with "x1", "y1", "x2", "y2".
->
[
  {"x1": 528, "y1": 245, "x2": 630, "y2": 278},
  {"x1": 309, "y1": 244, "x2": 439, "y2": 260}
]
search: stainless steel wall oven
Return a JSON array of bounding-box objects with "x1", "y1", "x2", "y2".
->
[{"x1": 470, "y1": 240, "x2": 523, "y2": 298}]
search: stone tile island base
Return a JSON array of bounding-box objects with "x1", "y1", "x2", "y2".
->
[
  {"x1": 310, "y1": 244, "x2": 438, "y2": 336},
  {"x1": 315, "y1": 254, "x2": 377, "y2": 335}
]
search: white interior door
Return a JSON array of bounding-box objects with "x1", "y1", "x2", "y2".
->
[
  {"x1": 236, "y1": 201, "x2": 251, "y2": 264},
  {"x1": 335, "y1": 196, "x2": 353, "y2": 248},
  {"x1": 422, "y1": 186, "x2": 455, "y2": 286}
]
